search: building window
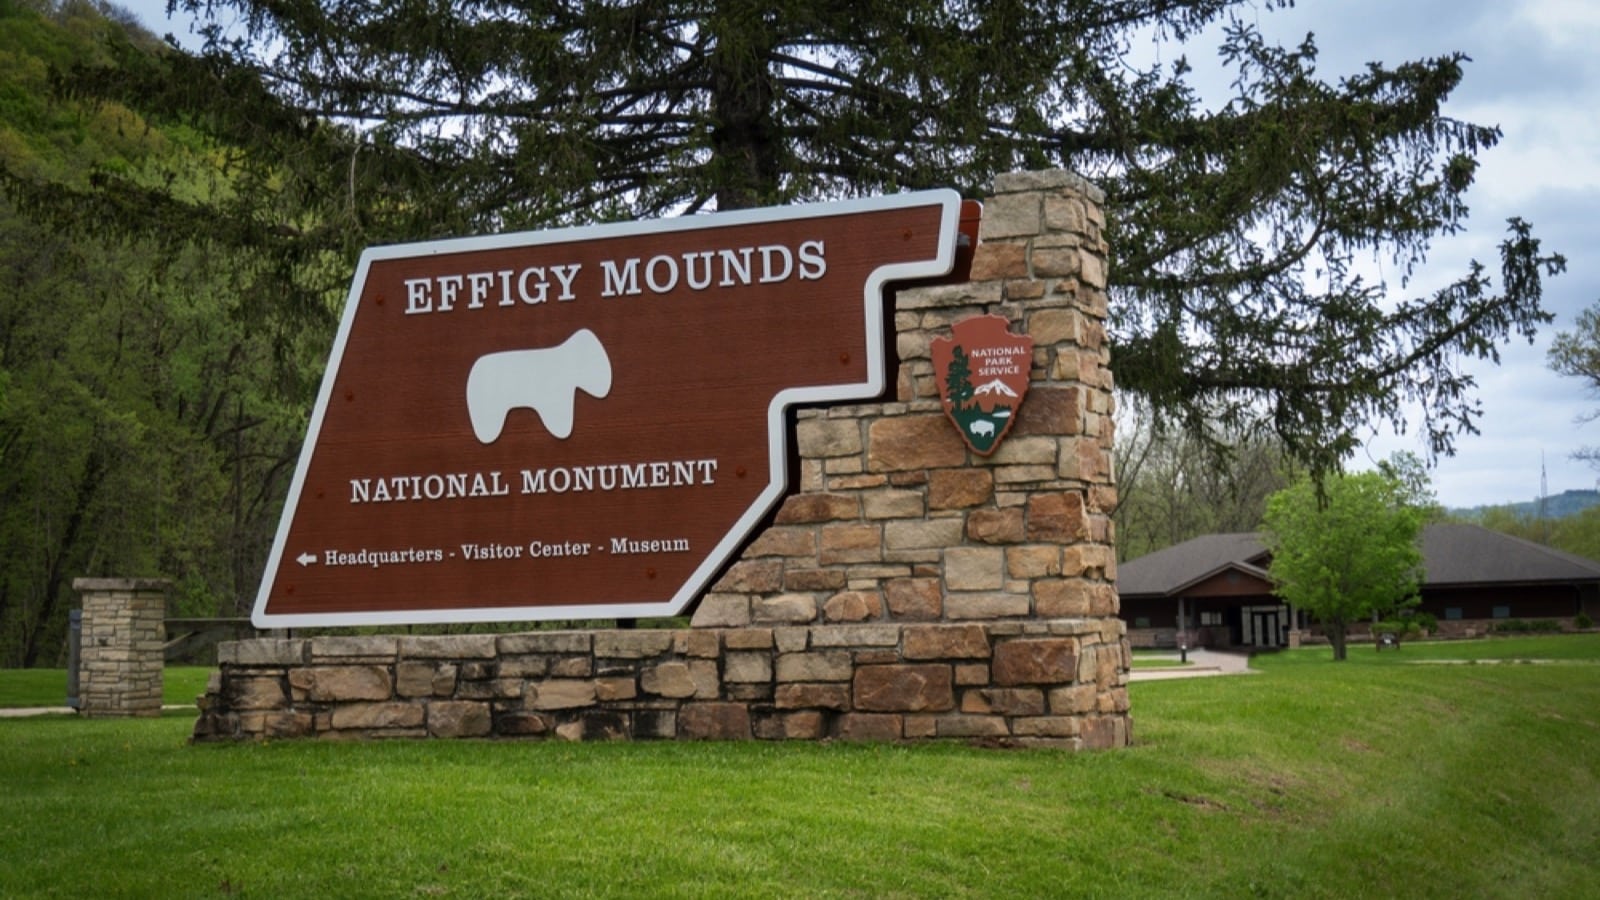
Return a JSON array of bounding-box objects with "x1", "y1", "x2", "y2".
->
[
  {"x1": 1199, "y1": 611, "x2": 1223, "y2": 626},
  {"x1": 1445, "y1": 608, "x2": 1463, "y2": 620},
  {"x1": 1134, "y1": 617, "x2": 1151, "y2": 628},
  {"x1": 1493, "y1": 606, "x2": 1511, "y2": 619}
]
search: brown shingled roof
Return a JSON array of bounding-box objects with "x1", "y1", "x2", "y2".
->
[
  {"x1": 1421, "y1": 523, "x2": 1600, "y2": 586},
  {"x1": 1116, "y1": 533, "x2": 1269, "y2": 598},
  {"x1": 1117, "y1": 523, "x2": 1600, "y2": 598}
]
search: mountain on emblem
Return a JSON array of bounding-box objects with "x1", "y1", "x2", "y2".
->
[
  {"x1": 973, "y1": 378, "x2": 1019, "y2": 399},
  {"x1": 930, "y1": 315, "x2": 1034, "y2": 455}
]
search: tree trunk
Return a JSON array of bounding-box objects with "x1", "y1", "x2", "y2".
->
[
  {"x1": 23, "y1": 445, "x2": 107, "y2": 668},
  {"x1": 709, "y1": 2, "x2": 780, "y2": 211},
  {"x1": 0, "y1": 581, "x2": 12, "y2": 666},
  {"x1": 1328, "y1": 618, "x2": 1349, "y2": 661}
]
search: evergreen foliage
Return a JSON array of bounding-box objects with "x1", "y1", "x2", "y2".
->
[
  {"x1": 943, "y1": 344, "x2": 973, "y2": 409},
  {"x1": 16, "y1": 0, "x2": 1568, "y2": 484},
  {"x1": 0, "y1": 1, "x2": 1578, "y2": 660}
]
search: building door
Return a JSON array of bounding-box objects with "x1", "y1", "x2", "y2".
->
[
  {"x1": 1241, "y1": 606, "x2": 1283, "y2": 648},
  {"x1": 1251, "y1": 609, "x2": 1281, "y2": 647}
]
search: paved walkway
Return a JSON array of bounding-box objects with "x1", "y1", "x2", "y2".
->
[
  {"x1": 0, "y1": 706, "x2": 75, "y2": 718},
  {"x1": 0, "y1": 704, "x2": 192, "y2": 718},
  {"x1": 1129, "y1": 648, "x2": 1256, "y2": 681}
]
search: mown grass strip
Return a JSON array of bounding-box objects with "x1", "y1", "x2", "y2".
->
[
  {"x1": 1, "y1": 636, "x2": 1596, "y2": 897},
  {"x1": 1128, "y1": 649, "x2": 1195, "y2": 669},
  {"x1": 0, "y1": 667, "x2": 212, "y2": 709}
]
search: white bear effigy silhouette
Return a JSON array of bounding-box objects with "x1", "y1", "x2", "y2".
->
[{"x1": 466, "y1": 328, "x2": 612, "y2": 443}]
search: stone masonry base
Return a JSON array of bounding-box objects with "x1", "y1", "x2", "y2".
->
[{"x1": 194, "y1": 620, "x2": 1131, "y2": 748}]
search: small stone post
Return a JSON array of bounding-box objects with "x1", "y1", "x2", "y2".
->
[{"x1": 73, "y1": 578, "x2": 169, "y2": 717}]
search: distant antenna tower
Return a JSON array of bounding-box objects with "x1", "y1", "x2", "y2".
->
[{"x1": 1540, "y1": 451, "x2": 1549, "y2": 543}]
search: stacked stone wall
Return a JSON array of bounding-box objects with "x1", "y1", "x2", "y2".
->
[
  {"x1": 195, "y1": 623, "x2": 1127, "y2": 747},
  {"x1": 194, "y1": 169, "x2": 1132, "y2": 748}
]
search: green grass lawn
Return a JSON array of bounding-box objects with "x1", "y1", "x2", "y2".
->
[
  {"x1": 1129, "y1": 648, "x2": 1194, "y2": 669},
  {"x1": 0, "y1": 667, "x2": 212, "y2": 709},
  {"x1": 2, "y1": 635, "x2": 1598, "y2": 897},
  {"x1": 1284, "y1": 632, "x2": 1600, "y2": 663},
  {"x1": 1129, "y1": 656, "x2": 1193, "y2": 669}
]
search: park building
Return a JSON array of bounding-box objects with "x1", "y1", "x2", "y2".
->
[{"x1": 1118, "y1": 524, "x2": 1600, "y2": 650}]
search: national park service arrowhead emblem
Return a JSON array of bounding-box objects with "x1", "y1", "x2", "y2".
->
[{"x1": 931, "y1": 315, "x2": 1033, "y2": 455}]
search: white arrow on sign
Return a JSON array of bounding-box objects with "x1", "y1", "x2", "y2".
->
[{"x1": 296, "y1": 552, "x2": 318, "y2": 567}]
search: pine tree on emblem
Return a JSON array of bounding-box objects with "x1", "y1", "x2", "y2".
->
[{"x1": 945, "y1": 346, "x2": 974, "y2": 411}]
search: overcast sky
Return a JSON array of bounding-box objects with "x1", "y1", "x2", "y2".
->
[
  {"x1": 1210, "y1": 0, "x2": 1600, "y2": 509},
  {"x1": 119, "y1": 0, "x2": 1600, "y2": 510}
]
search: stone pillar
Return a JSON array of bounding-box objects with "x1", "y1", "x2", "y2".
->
[
  {"x1": 684, "y1": 169, "x2": 1131, "y2": 747},
  {"x1": 74, "y1": 578, "x2": 169, "y2": 717},
  {"x1": 691, "y1": 170, "x2": 1119, "y2": 631}
]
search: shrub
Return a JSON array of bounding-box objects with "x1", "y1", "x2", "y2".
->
[
  {"x1": 1373, "y1": 619, "x2": 1422, "y2": 646},
  {"x1": 1577, "y1": 612, "x2": 1595, "y2": 630},
  {"x1": 1491, "y1": 618, "x2": 1563, "y2": 634}
]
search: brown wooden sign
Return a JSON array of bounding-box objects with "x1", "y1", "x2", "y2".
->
[{"x1": 253, "y1": 191, "x2": 964, "y2": 627}]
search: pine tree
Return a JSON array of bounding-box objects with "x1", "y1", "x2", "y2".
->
[{"x1": 11, "y1": 0, "x2": 1567, "y2": 479}]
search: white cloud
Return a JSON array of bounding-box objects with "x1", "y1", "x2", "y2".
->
[{"x1": 1516, "y1": 0, "x2": 1600, "y2": 43}]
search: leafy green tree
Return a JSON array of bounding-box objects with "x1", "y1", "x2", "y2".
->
[
  {"x1": 1262, "y1": 469, "x2": 1427, "y2": 660},
  {"x1": 0, "y1": 1, "x2": 322, "y2": 666},
  {"x1": 1548, "y1": 300, "x2": 1600, "y2": 467},
  {"x1": 1462, "y1": 503, "x2": 1600, "y2": 566},
  {"x1": 1114, "y1": 393, "x2": 1297, "y2": 560},
  {"x1": 22, "y1": 0, "x2": 1566, "y2": 482},
  {"x1": 1375, "y1": 450, "x2": 1444, "y2": 521}
]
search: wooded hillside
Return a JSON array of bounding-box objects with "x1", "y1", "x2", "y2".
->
[{"x1": 0, "y1": 0, "x2": 325, "y2": 666}]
